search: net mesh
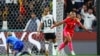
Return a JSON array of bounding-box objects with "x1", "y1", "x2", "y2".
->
[
  {"x1": 0, "y1": 0, "x2": 52, "y2": 31},
  {"x1": 0, "y1": 0, "x2": 64, "y2": 55}
]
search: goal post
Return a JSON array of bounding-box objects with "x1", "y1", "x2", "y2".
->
[
  {"x1": 53, "y1": 0, "x2": 66, "y2": 55},
  {"x1": 53, "y1": 0, "x2": 64, "y2": 41}
]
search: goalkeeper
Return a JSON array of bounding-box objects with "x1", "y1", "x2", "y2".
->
[{"x1": 6, "y1": 32, "x2": 24, "y2": 56}]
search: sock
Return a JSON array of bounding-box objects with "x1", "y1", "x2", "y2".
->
[
  {"x1": 53, "y1": 42, "x2": 57, "y2": 49},
  {"x1": 52, "y1": 42, "x2": 57, "y2": 55},
  {"x1": 68, "y1": 41, "x2": 74, "y2": 52},
  {"x1": 58, "y1": 42, "x2": 66, "y2": 51},
  {"x1": 45, "y1": 41, "x2": 49, "y2": 51}
]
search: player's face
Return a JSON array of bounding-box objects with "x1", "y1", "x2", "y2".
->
[
  {"x1": 70, "y1": 12, "x2": 76, "y2": 18},
  {"x1": 7, "y1": 32, "x2": 12, "y2": 37},
  {"x1": 44, "y1": 7, "x2": 50, "y2": 13}
]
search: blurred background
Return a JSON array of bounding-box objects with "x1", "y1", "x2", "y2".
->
[
  {"x1": 0, "y1": 0, "x2": 97, "y2": 55},
  {"x1": 0, "y1": 0, "x2": 97, "y2": 32}
]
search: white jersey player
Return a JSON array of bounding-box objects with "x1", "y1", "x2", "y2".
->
[
  {"x1": 38, "y1": 7, "x2": 57, "y2": 56},
  {"x1": 41, "y1": 14, "x2": 55, "y2": 33}
]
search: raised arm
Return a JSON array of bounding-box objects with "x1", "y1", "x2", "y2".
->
[
  {"x1": 51, "y1": 17, "x2": 68, "y2": 29},
  {"x1": 51, "y1": 21, "x2": 64, "y2": 29},
  {"x1": 76, "y1": 19, "x2": 89, "y2": 32}
]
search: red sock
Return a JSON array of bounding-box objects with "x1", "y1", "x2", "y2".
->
[
  {"x1": 68, "y1": 41, "x2": 73, "y2": 51},
  {"x1": 58, "y1": 42, "x2": 66, "y2": 51}
]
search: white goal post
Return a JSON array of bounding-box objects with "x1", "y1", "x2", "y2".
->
[{"x1": 53, "y1": 0, "x2": 66, "y2": 55}]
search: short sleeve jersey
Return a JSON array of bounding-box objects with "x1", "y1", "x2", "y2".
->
[
  {"x1": 41, "y1": 14, "x2": 56, "y2": 33},
  {"x1": 6, "y1": 36, "x2": 20, "y2": 45},
  {"x1": 63, "y1": 17, "x2": 80, "y2": 33}
]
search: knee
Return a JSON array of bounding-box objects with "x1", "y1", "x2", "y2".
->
[
  {"x1": 64, "y1": 37, "x2": 72, "y2": 44},
  {"x1": 64, "y1": 41, "x2": 68, "y2": 44},
  {"x1": 52, "y1": 39, "x2": 56, "y2": 43},
  {"x1": 68, "y1": 39, "x2": 72, "y2": 42}
]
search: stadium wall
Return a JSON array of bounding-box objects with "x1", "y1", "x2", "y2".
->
[{"x1": 0, "y1": 32, "x2": 96, "y2": 54}]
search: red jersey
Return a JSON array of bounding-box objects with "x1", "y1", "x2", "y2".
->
[{"x1": 63, "y1": 17, "x2": 80, "y2": 34}]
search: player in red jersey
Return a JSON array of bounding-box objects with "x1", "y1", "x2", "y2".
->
[{"x1": 51, "y1": 11, "x2": 90, "y2": 55}]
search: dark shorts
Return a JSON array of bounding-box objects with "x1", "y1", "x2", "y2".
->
[
  {"x1": 14, "y1": 41, "x2": 24, "y2": 52},
  {"x1": 44, "y1": 33, "x2": 56, "y2": 41}
]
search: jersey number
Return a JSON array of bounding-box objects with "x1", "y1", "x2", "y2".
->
[{"x1": 44, "y1": 19, "x2": 52, "y2": 27}]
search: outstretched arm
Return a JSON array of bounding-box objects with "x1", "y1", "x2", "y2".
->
[
  {"x1": 76, "y1": 19, "x2": 89, "y2": 32},
  {"x1": 51, "y1": 21, "x2": 64, "y2": 29}
]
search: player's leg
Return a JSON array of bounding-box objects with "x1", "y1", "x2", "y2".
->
[
  {"x1": 13, "y1": 42, "x2": 20, "y2": 56},
  {"x1": 12, "y1": 50, "x2": 18, "y2": 56},
  {"x1": 58, "y1": 37, "x2": 68, "y2": 51},
  {"x1": 59, "y1": 32, "x2": 76, "y2": 55},
  {"x1": 13, "y1": 41, "x2": 24, "y2": 56},
  {"x1": 58, "y1": 31, "x2": 69, "y2": 51},
  {"x1": 56, "y1": 35, "x2": 68, "y2": 56},
  {"x1": 51, "y1": 33, "x2": 58, "y2": 55},
  {"x1": 51, "y1": 33, "x2": 57, "y2": 49},
  {"x1": 67, "y1": 33, "x2": 76, "y2": 55},
  {"x1": 44, "y1": 33, "x2": 50, "y2": 56}
]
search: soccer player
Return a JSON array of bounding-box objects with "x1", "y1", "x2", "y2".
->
[
  {"x1": 6, "y1": 32, "x2": 24, "y2": 56},
  {"x1": 51, "y1": 11, "x2": 90, "y2": 55},
  {"x1": 37, "y1": 7, "x2": 57, "y2": 56}
]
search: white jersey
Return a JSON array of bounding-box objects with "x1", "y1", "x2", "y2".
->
[
  {"x1": 83, "y1": 13, "x2": 96, "y2": 30},
  {"x1": 41, "y1": 14, "x2": 55, "y2": 33}
]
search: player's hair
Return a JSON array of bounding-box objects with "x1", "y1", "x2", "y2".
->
[
  {"x1": 69, "y1": 11, "x2": 76, "y2": 14},
  {"x1": 42, "y1": 7, "x2": 50, "y2": 16},
  {"x1": 7, "y1": 32, "x2": 12, "y2": 36}
]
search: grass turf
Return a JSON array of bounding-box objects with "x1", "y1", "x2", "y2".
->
[{"x1": 0, "y1": 54, "x2": 97, "y2": 56}]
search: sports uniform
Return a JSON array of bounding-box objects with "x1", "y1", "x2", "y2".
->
[
  {"x1": 6, "y1": 35, "x2": 24, "y2": 52},
  {"x1": 57, "y1": 17, "x2": 81, "y2": 56},
  {"x1": 41, "y1": 14, "x2": 56, "y2": 41},
  {"x1": 63, "y1": 17, "x2": 80, "y2": 37},
  {"x1": 41, "y1": 14, "x2": 57, "y2": 56}
]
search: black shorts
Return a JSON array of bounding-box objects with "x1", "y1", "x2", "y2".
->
[{"x1": 44, "y1": 33, "x2": 56, "y2": 41}]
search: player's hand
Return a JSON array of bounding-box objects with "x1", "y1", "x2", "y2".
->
[
  {"x1": 86, "y1": 30, "x2": 92, "y2": 33},
  {"x1": 51, "y1": 25, "x2": 55, "y2": 29}
]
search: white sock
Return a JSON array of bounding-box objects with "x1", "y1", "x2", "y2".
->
[
  {"x1": 53, "y1": 43, "x2": 57, "y2": 49},
  {"x1": 45, "y1": 44, "x2": 49, "y2": 51},
  {"x1": 52, "y1": 43, "x2": 57, "y2": 55},
  {"x1": 45, "y1": 41, "x2": 49, "y2": 51}
]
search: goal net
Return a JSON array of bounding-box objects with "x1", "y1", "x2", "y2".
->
[{"x1": 0, "y1": 0, "x2": 64, "y2": 55}]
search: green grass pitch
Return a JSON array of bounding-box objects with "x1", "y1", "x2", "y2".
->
[{"x1": 0, "y1": 54, "x2": 97, "y2": 56}]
